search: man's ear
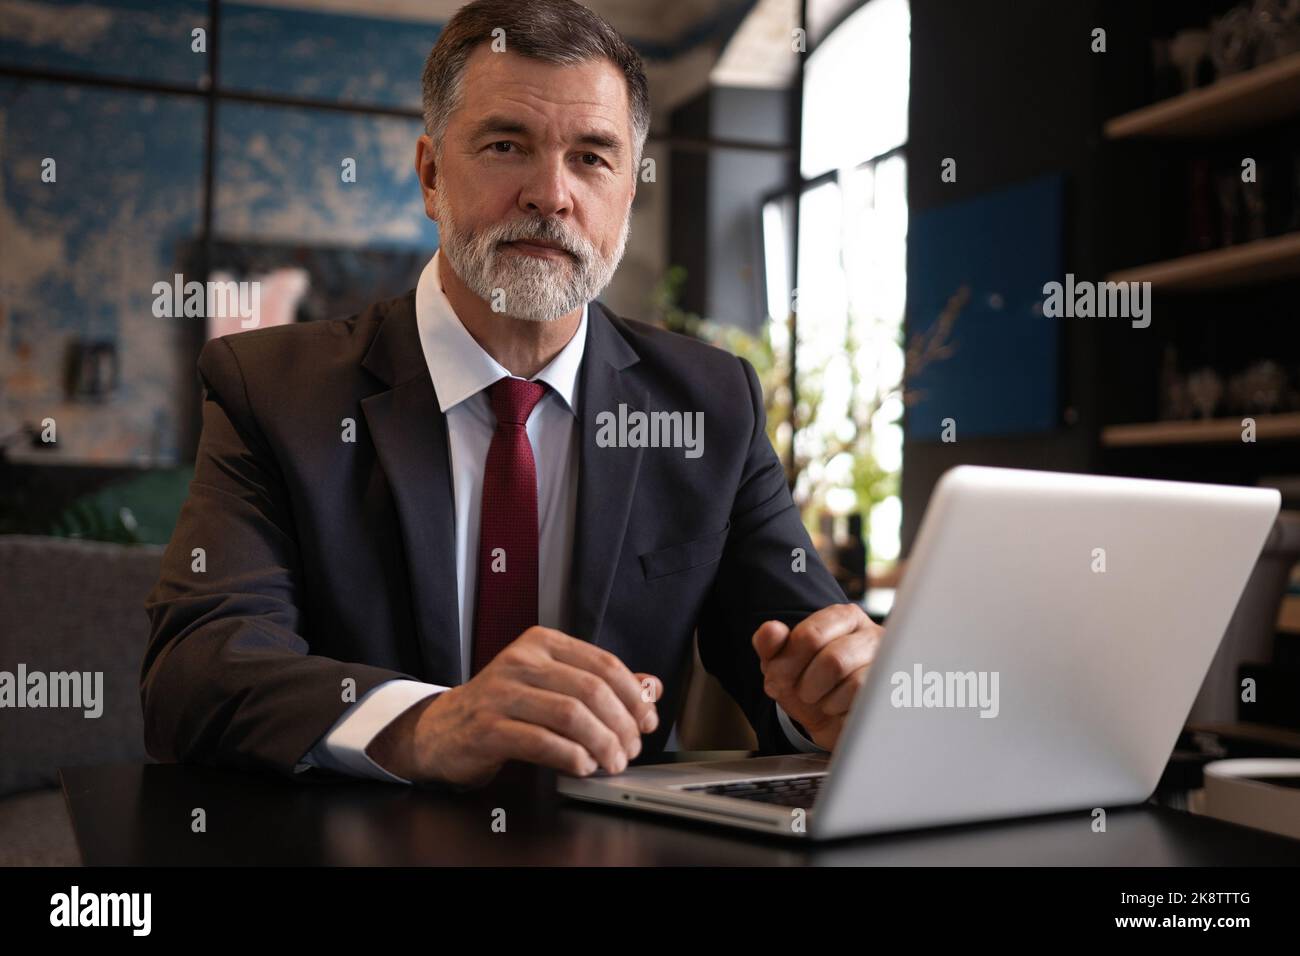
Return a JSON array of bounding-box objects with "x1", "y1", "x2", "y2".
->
[{"x1": 416, "y1": 135, "x2": 438, "y2": 219}]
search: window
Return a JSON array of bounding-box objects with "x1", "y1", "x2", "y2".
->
[{"x1": 766, "y1": 0, "x2": 910, "y2": 566}]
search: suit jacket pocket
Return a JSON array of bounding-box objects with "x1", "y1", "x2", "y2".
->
[{"x1": 639, "y1": 522, "x2": 731, "y2": 580}]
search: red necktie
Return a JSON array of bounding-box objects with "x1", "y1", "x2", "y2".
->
[{"x1": 471, "y1": 377, "x2": 548, "y2": 676}]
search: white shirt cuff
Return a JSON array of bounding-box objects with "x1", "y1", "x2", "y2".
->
[
  {"x1": 776, "y1": 702, "x2": 829, "y2": 753},
  {"x1": 294, "y1": 679, "x2": 449, "y2": 783}
]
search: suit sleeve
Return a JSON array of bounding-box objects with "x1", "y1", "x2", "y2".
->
[
  {"x1": 141, "y1": 336, "x2": 415, "y2": 779},
  {"x1": 695, "y1": 355, "x2": 848, "y2": 754}
]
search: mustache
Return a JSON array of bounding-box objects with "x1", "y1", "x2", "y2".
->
[{"x1": 494, "y1": 222, "x2": 582, "y2": 259}]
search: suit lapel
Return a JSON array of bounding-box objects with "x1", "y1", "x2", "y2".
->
[
  {"x1": 570, "y1": 301, "x2": 647, "y2": 646},
  {"x1": 360, "y1": 294, "x2": 463, "y2": 685}
]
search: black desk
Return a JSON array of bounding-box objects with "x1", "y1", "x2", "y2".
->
[{"x1": 61, "y1": 753, "x2": 1300, "y2": 866}]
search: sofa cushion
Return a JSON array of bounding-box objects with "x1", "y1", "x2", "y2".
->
[
  {"x1": 0, "y1": 535, "x2": 162, "y2": 796},
  {"x1": 0, "y1": 787, "x2": 79, "y2": 866}
]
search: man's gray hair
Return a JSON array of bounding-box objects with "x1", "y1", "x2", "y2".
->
[{"x1": 421, "y1": 0, "x2": 651, "y2": 175}]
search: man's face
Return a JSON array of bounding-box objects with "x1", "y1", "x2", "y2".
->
[{"x1": 427, "y1": 45, "x2": 636, "y2": 322}]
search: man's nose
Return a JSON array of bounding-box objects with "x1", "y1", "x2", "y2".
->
[{"x1": 517, "y1": 153, "x2": 573, "y2": 219}]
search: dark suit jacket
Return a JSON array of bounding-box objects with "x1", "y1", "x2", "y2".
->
[{"x1": 141, "y1": 290, "x2": 847, "y2": 779}]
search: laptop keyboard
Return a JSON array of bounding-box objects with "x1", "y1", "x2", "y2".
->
[{"x1": 681, "y1": 773, "x2": 826, "y2": 808}]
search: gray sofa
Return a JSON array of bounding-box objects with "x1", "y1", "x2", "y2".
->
[{"x1": 0, "y1": 535, "x2": 162, "y2": 865}]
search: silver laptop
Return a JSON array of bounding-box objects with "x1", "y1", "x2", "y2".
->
[{"x1": 557, "y1": 465, "x2": 1281, "y2": 840}]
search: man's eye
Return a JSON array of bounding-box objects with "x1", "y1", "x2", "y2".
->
[
  {"x1": 490, "y1": 142, "x2": 515, "y2": 153},
  {"x1": 581, "y1": 153, "x2": 604, "y2": 167}
]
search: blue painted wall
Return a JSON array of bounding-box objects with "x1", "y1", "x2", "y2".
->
[
  {"x1": 906, "y1": 174, "x2": 1064, "y2": 441},
  {"x1": 1, "y1": 1, "x2": 441, "y2": 463}
]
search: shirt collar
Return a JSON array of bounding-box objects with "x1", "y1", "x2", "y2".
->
[{"x1": 414, "y1": 247, "x2": 587, "y2": 415}]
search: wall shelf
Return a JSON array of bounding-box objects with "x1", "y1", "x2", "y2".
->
[
  {"x1": 1186, "y1": 721, "x2": 1300, "y2": 751},
  {"x1": 1101, "y1": 412, "x2": 1300, "y2": 447},
  {"x1": 1104, "y1": 51, "x2": 1300, "y2": 139},
  {"x1": 1106, "y1": 231, "x2": 1300, "y2": 291}
]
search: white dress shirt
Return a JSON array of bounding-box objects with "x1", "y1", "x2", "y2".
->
[{"x1": 296, "y1": 249, "x2": 822, "y2": 783}]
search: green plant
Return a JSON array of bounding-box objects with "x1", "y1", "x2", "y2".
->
[
  {"x1": 793, "y1": 284, "x2": 968, "y2": 535},
  {"x1": 648, "y1": 265, "x2": 965, "y2": 551},
  {"x1": 47, "y1": 498, "x2": 142, "y2": 543},
  {"x1": 649, "y1": 266, "x2": 791, "y2": 466}
]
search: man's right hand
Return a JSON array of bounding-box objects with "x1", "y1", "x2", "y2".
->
[{"x1": 365, "y1": 626, "x2": 663, "y2": 788}]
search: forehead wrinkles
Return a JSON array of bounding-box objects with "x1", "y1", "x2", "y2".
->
[{"x1": 464, "y1": 86, "x2": 626, "y2": 138}]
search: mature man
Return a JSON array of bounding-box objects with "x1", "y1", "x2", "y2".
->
[{"x1": 142, "y1": 0, "x2": 883, "y2": 789}]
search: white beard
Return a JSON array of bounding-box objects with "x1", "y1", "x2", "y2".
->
[{"x1": 433, "y1": 187, "x2": 631, "y2": 323}]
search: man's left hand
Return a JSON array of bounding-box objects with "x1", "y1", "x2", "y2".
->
[{"x1": 752, "y1": 603, "x2": 884, "y2": 752}]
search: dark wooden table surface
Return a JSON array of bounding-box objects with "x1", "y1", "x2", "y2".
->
[{"x1": 61, "y1": 752, "x2": 1300, "y2": 865}]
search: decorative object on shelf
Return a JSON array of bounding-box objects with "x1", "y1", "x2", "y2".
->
[
  {"x1": 1150, "y1": 37, "x2": 1182, "y2": 101},
  {"x1": 65, "y1": 340, "x2": 118, "y2": 403},
  {"x1": 1228, "y1": 360, "x2": 1288, "y2": 414},
  {"x1": 1242, "y1": 162, "x2": 1271, "y2": 241},
  {"x1": 1215, "y1": 170, "x2": 1245, "y2": 246},
  {"x1": 1210, "y1": 5, "x2": 1255, "y2": 78},
  {"x1": 1158, "y1": 357, "x2": 1297, "y2": 423},
  {"x1": 1169, "y1": 28, "x2": 1213, "y2": 91},
  {"x1": 1187, "y1": 368, "x2": 1226, "y2": 419},
  {"x1": 1201, "y1": 0, "x2": 1300, "y2": 80},
  {"x1": 1258, "y1": 154, "x2": 1295, "y2": 237},
  {"x1": 1247, "y1": 0, "x2": 1300, "y2": 65},
  {"x1": 1174, "y1": 148, "x2": 1298, "y2": 259},
  {"x1": 1159, "y1": 345, "x2": 1194, "y2": 421}
]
